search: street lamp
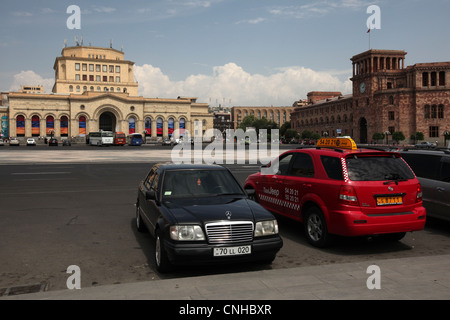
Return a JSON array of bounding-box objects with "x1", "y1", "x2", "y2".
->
[
  {"x1": 323, "y1": 131, "x2": 329, "y2": 138},
  {"x1": 384, "y1": 131, "x2": 391, "y2": 145}
]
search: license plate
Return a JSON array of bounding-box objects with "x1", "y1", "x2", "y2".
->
[
  {"x1": 376, "y1": 196, "x2": 403, "y2": 206},
  {"x1": 213, "y1": 245, "x2": 251, "y2": 257}
]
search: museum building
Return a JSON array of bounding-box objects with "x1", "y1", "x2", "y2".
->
[
  {"x1": 291, "y1": 49, "x2": 450, "y2": 145},
  {"x1": 0, "y1": 44, "x2": 212, "y2": 140}
]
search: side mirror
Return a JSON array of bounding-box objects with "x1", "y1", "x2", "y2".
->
[{"x1": 145, "y1": 190, "x2": 156, "y2": 200}]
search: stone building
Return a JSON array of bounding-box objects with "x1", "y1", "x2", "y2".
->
[
  {"x1": 291, "y1": 49, "x2": 450, "y2": 145},
  {"x1": 231, "y1": 106, "x2": 297, "y2": 130},
  {"x1": 2, "y1": 44, "x2": 212, "y2": 141}
]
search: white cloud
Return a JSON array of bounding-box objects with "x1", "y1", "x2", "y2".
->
[
  {"x1": 235, "y1": 17, "x2": 266, "y2": 25},
  {"x1": 268, "y1": 0, "x2": 376, "y2": 19},
  {"x1": 8, "y1": 66, "x2": 351, "y2": 107},
  {"x1": 9, "y1": 71, "x2": 54, "y2": 93},
  {"x1": 134, "y1": 63, "x2": 352, "y2": 106}
]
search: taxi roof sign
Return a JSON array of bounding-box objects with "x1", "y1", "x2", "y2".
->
[{"x1": 316, "y1": 137, "x2": 357, "y2": 150}]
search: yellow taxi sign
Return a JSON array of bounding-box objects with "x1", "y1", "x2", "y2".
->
[{"x1": 316, "y1": 137, "x2": 357, "y2": 150}]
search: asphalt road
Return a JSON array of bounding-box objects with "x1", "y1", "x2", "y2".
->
[{"x1": 1, "y1": 146, "x2": 450, "y2": 294}]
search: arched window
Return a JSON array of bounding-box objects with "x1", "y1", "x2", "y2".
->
[
  {"x1": 156, "y1": 118, "x2": 163, "y2": 137},
  {"x1": 389, "y1": 96, "x2": 394, "y2": 105},
  {"x1": 145, "y1": 117, "x2": 151, "y2": 136},
  {"x1": 79, "y1": 116, "x2": 86, "y2": 136},
  {"x1": 46, "y1": 116, "x2": 54, "y2": 136},
  {"x1": 69, "y1": 85, "x2": 74, "y2": 92},
  {"x1": 60, "y1": 116, "x2": 69, "y2": 136},
  {"x1": 32, "y1": 115, "x2": 40, "y2": 136},
  {"x1": 179, "y1": 118, "x2": 186, "y2": 136},
  {"x1": 128, "y1": 117, "x2": 136, "y2": 134},
  {"x1": 168, "y1": 118, "x2": 174, "y2": 137},
  {"x1": 16, "y1": 115, "x2": 25, "y2": 136}
]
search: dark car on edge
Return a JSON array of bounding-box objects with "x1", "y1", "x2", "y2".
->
[{"x1": 135, "y1": 163, "x2": 283, "y2": 272}]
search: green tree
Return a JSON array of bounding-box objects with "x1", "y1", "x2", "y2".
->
[
  {"x1": 392, "y1": 131, "x2": 405, "y2": 143},
  {"x1": 414, "y1": 132, "x2": 424, "y2": 141},
  {"x1": 372, "y1": 132, "x2": 385, "y2": 143},
  {"x1": 301, "y1": 130, "x2": 313, "y2": 140},
  {"x1": 284, "y1": 129, "x2": 299, "y2": 140},
  {"x1": 311, "y1": 132, "x2": 321, "y2": 140},
  {"x1": 280, "y1": 121, "x2": 291, "y2": 137}
]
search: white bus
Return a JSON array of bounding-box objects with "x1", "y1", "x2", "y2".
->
[{"x1": 89, "y1": 131, "x2": 114, "y2": 146}]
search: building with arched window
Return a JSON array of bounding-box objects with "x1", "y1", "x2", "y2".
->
[{"x1": 1, "y1": 44, "x2": 213, "y2": 141}]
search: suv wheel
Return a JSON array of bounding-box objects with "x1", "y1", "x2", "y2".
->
[{"x1": 304, "y1": 207, "x2": 332, "y2": 248}]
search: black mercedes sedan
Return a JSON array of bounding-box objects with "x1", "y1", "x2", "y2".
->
[{"x1": 135, "y1": 163, "x2": 283, "y2": 273}]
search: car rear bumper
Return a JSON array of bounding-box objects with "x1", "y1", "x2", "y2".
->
[
  {"x1": 163, "y1": 236, "x2": 283, "y2": 266},
  {"x1": 329, "y1": 206, "x2": 426, "y2": 237}
]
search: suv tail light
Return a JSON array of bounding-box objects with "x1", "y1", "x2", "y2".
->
[
  {"x1": 339, "y1": 185, "x2": 359, "y2": 205},
  {"x1": 416, "y1": 183, "x2": 423, "y2": 203}
]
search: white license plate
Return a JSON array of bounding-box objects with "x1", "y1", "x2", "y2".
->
[{"x1": 213, "y1": 245, "x2": 251, "y2": 257}]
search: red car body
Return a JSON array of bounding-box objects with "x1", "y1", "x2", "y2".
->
[{"x1": 244, "y1": 137, "x2": 426, "y2": 247}]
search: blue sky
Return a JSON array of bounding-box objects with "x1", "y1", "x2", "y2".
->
[{"x1": 1, "y1": 0, "x2": 449, "y2": 106}]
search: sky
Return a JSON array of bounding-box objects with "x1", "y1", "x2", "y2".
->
[{"x1": 1, "y1": 0, "x2": 450, "y2": 107}]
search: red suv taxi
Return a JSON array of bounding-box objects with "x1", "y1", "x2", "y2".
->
[{"x1": 244, "y1": 137, "x2": 426, "y2": 247}]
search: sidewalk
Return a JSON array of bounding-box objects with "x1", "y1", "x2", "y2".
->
[{"x1": 3, "y1": 254, "x2": 450, "y2": 300}]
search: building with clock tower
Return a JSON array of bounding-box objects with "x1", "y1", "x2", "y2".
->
[
  {"x1": 350, "y1": 49, "x2": 407, "y2": 143},
  {"x1": 291, "y1": 49, "x2": 450, "y2": 145}
]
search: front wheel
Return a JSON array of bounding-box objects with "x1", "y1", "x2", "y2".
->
[
  {"x1": 155, "y1": 230, "x2": 172, "y2": 273},
  {"x1": 304, "y1": 207, "x2": 332, "y2": 248}
]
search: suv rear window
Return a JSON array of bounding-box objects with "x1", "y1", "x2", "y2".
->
[
  {"x1": 346, "y1": 155, "x2": 415, "y2": 181},
  {"x1": 320, "y1": 156, "x2": 344, "y2": 180}
]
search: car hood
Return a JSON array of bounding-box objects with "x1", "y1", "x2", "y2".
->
[{"x1": 163, "y1": 196, "x2": 273, "y2": 224}]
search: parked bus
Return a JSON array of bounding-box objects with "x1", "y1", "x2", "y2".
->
[
  {"x1": 89, "y1": 131, "x2": 114, "y2": 146},
  {"x1": 114, "y1": 132, "x2": 127, "y2": 146},
  {"x1": 128, "y1": 133, "x2": 143, "y2": 146},
  {"x1": 101, "y1": 131, "x2": 114, "y2": 145},
  {"x1": 88, "y1": 132, "x2": 102, "y2": 146}
]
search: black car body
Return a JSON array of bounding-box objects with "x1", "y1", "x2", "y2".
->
[
  {"x1": 135, "y1": 163, "x2": 283, "y2": 272},
  {"x1": 48, "y1": 138, "x2": 58, "y2": 146}
]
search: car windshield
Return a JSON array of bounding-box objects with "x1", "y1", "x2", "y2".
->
[
  {"x1": 346, "y1": 155, "x2": 415, "y2": 181},
  {"x1": 161, "y1": 169, "x2": 244, "y2": 198}
]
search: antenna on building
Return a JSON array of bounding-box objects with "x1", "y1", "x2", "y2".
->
[
  {"x1": 80, "y1": 35, "x2": 83, "y2": 46},
  {"x1": 75, "y1": 36, "x2": 79, "y2": 46},
  {"x1": 63, "y1": 39, "x2": 67, "y2": 48},
  {"x1": 110, "y1": 39, "x2": 113, "y2": 48}
]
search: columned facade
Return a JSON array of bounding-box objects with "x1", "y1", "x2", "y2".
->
[{"x1": 2, "y1": 45, "x2": 212, "y2": 141}]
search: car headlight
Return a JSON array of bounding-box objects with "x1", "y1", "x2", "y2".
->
[
  {"x1": 254, "y1": 220, "x2": 279, "y2": 237},
  {"x1": 170, "y1": 225, "x2": 205, "y2": 241}
]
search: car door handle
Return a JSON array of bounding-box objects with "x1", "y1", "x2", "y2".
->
[
  {"x1": 436, "y1": 187, "x2": 445, "y2": 192},
  {"x1": 303, "y1": 183, "x2": 312, "y2": 189}
]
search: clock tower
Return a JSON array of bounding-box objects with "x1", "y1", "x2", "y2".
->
[{"x1": 350, "y1": 49, "x2": 407, "y2": 143}]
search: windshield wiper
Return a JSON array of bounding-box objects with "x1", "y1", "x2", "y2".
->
[
  {"x1": 383, "y1": 173, "x2": 408, "y2": 185},
  {"x1": 215, "y1": 192, "x2": 245, "y2": 197}
]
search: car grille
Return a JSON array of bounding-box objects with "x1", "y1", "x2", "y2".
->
[{"x1": 205, "y1": 221, "x2": 254, "y2": 244}]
